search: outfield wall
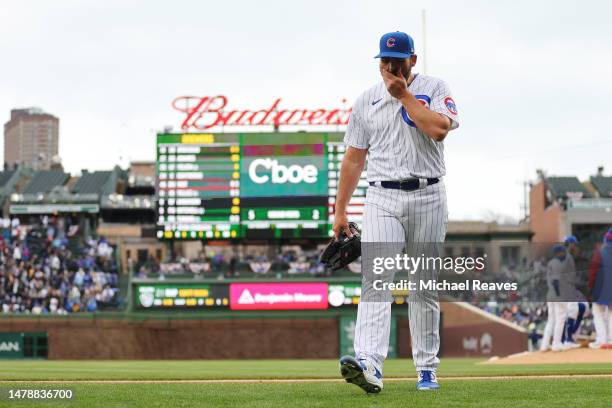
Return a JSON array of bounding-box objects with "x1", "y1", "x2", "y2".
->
[
  {"x1": 0, "y1": 303, "x2": 527, "y2": 359},
  {"x1": 436, "y1": 303, "x2": 528, "y2": 358},
  {"x1": 0, "y1": 317, "x2": 338, "y2": 359}
]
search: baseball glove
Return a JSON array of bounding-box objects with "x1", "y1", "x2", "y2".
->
[{"x1": 320, "y1": 222, "x2": 361, "y2": 270}]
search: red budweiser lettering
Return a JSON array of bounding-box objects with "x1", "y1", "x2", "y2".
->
[{"x1": 172, "y1": 96, "x2": 351, "y2": 130}]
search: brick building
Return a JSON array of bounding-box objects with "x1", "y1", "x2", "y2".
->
[
  {"x1": 529, "y1": 168, "x2": 612, "y2": 246},
  {"x1": 3, "y1": 107, "x2": 59, "y2": 170}
]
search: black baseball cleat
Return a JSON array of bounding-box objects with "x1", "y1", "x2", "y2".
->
[{"x1": 339, "y1": 355, "x2": 383, "y2": 394}]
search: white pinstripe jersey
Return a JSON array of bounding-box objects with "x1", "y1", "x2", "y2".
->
[{"x1": 344, "y1": 74, "x2": 459, "y2": 181}]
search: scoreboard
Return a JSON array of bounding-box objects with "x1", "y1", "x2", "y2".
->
[
  {"x1": 134, "y1": 281, "x2": 411, "y2": 310},
  {"x1": 156, "y1": 132, "x2": 367, "y2": 240}
]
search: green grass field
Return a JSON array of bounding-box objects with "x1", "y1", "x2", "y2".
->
[{"x1": 1, "y1": 359, "x2": 611, "y2": 407}]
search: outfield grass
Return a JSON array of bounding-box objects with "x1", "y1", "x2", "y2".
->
[
  {"x1": 0, "y1": 358, "x2": 611, "y2": 381},
  {"x1": 1, "y1": 379, "x2": 612, "y2": 408},
  {"x1": 0, "y1": 359, "x2": 610, "y2": 407}
]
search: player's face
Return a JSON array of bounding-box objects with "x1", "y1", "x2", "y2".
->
[
  {"x1": 554, "y1": 249, "x2": 567, "y2": 261},
  {"x1": 379, "y1": 55, "x2": 417, "y2": 80}
]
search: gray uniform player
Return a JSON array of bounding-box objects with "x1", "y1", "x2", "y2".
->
[
  {"x1": 334, "y1": 31, "x2": 459, "y2": 393},
  {"x1": 540, "y1": 245, "x2": 569, "y2": 352}
]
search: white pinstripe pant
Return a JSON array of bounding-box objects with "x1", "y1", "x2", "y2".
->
[{"x1": 354, "y1": 181, "x2": 448, "y2": 373}]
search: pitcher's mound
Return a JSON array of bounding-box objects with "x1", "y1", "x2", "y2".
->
[{"x1": 483, "y1": 348, "x2": 612, "y2": 365}]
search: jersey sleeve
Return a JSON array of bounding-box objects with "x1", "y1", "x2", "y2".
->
[
  {"x1": 588, "y1": 250, "x2": 602, "y2": 289},
  {"x1": 343, "y1": 97, "x2": 370, "y2": 149},
  {"x1": 430, "y1": 80, "x2": 459, "y2": 130}
]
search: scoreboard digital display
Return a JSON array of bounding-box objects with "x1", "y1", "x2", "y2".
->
[
  {"x1": 136, "y1": 284, "x2": 229, "y2": 309},
  {"x1": 156, "y1": 132, "x2": 367, "y2": 240},
  {"x1": 134, "y1": 282, "x2": 407, "y2": 310}
]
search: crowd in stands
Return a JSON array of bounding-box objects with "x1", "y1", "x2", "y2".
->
[
  {"x1": 0, "y1": 216, "x2": 120, "y2": 314},
  {"x1": 135, "y1": 246, "x2": 336, "y2": 280}
]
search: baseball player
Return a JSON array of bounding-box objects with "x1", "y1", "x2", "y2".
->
[
  {"x1": 334, "y1": 31, "x2": 459, "y2": 393},
  {"x1": 540, "y1": 245, "x2": 569, "y2": 352},
  {"x1": 588, "y1": 230, "x2": 612, "y2": 349},
  {"x1": 561, "y1": 235, "x2": 586, "y2": 348}
]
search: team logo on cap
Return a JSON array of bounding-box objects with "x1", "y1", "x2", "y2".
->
[
  {"x1": 444, "y1": 97, "x2": 458, "y2": 115},
  {"x1": 386, "y1": 38, "x2": 396, "y2": 48}
]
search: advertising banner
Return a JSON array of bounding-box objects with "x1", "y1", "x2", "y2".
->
[
  {"x1": 136, "y1": 284, "x2": 230, "y2": 309},
  {"x1": 229, "y1": 282, "x2": 328, "y2": 310},
  {"x1": 240, "y1": 143, "x2": 328, "y2": 197},
  {"x1": 338, "y1": 314, "x2": 396, "y2": 358},
  {"x1": 0, "y1": 333, "x2": 24, "y2": 359},
  {"x1": 339, "y1": 315, "x2": 357, "y2": 357},
  {"x1": 328, "y1": 283, "x2": 361, "y2": 307}
]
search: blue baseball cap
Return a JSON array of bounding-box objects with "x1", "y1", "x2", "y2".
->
[
  {"x1": 564, "y1": 235, "x2": 578, "y2": 244},
  {"x1": 552, "y1": 245, "x2": 566, "y2": 254},
  {"x1": 374, "y1": 31, "x2": 415, "y2": 59}
]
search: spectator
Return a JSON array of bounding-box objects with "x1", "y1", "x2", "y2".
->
[{"x1": 0, "y1": 215, "x2": 120, "y2": 314}]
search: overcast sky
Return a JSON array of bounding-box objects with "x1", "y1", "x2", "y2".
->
[{"x1": 1, "y1": 0, "x2": 610, "y2": 222}]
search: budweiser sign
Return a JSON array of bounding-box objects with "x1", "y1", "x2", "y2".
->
[{"x1": 172, "y1": 95, "x2": 351, "y2": 130}]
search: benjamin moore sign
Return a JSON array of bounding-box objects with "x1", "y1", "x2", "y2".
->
[{"x1": 229, "y1": 282, "x2": 329, "y2": 310}]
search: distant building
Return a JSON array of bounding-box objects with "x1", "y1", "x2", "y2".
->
[
  {"x1": 446, "y1": 221, "x2": 532, "y2": 270},
  {"x1": 4, "y1": 107, "x2": 59, "y2": 170},
  {"x1": 529, "y1": 167, "x2": 612, "y2": 246}
]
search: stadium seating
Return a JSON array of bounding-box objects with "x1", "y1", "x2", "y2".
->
[{"x1": 0, "y1": 215, "x2": 121, "y2": 314}]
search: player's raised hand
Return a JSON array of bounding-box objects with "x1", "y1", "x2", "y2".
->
[{"x1": 380, "y1": 64, "x2": 408, "y2": 100}]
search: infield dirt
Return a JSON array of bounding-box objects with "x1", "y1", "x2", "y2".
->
[{"x1": 483, "y1": 348, "x2": 612, "y2": 365}]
